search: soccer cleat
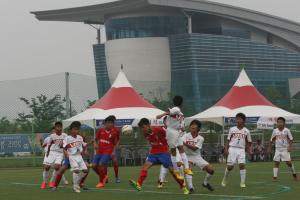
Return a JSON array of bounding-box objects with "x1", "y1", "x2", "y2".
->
[
  {"x1": 293, "y1": 174, "x2": 298, "y2": 181},
  {"x1": 158, "y1": 182, "x2": 164, "y2": 189},
  {"x1": 184, "y1": 168, "x2": 194, "y2": 176},
  {"x1": 116, "y1": 177, "x2": 120, "y2": 183},
  {"x1": 73, "y1": 187, "x2": 80, "y2": 193},
  {"x1": 240, "y1": 182, "x2": 246, "y2": 188},
  {"x1": 52, "y1": 187, "x2": 57, "y2": 192},
  {"x1": 221, "y1": 178, "x2": 227, "y2": 187},
  {"x1": 80, "y1": 184, "x2": 89, "y2": 190},
  {"x1": 273, "y1": 177, "x2": 277, "y2": 182},
  {"x1": 189, "y1": 188, "x2": 194, "y2": 194},
  {"x1": 103, "y1": 175, "x2": 108, "y2": 184},
  {"x1": 202, "y1": 183, "x2": 214, "y2": 191},
  {"x1": 158, "y1": 179, "x2": 169, "y2": 183},
  {"x1": 96, "y1": 182, "x2": 105, "y2": 187},
  {"x1": 181, "y1": 187, "x2": 189, "y2": 195},
  {"x1": 49, "y1": 182, "x2": 54, "y2": 188},
  {"x1": 64, "y1": 180, "x2": 69, "y2": 185},
  {"x1": 41, "y1": 183, "x2": 47, "y2": 189},
  {"x1": 105, "y1": 179, "x2": 108, "y2": 183},
  {"x1": 183, "y1": 179, "x2": 186, "y2": 186},
  {"x1": 174, "y1": 171, "x2": 184, "y2": 180},
  {"x1": 129, "y1": 179, "x2": 141, "y2": 192}
]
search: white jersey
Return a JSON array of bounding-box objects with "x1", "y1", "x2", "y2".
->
[
  {"x1": 167, "y1": 107, "x2": 184, "y2": 130},
  {"x1": 182, "y1": 132, "x2": 203, "y2": 157},
  {"x1": 227, "y1": 126, "x2": 252, "y2": 149},
  {"x1": 63, "y1": 135, "x2": 86, "y2": 156},
  {"x1": 255, "y1": 144, "x2": 264, "y2": 151},
  {"x1": 270, "y1": 128, "x2": 293, "y2": 148},
  {"x1": 42, "y1": 136, "x2": 50, "y2": 153},
  {"x1": 49, "y1": 133, "x2": 68, "y2": 153}
]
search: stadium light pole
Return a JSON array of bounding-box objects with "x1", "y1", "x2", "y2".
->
[{"x1": 66, "y1": 72, "x2": 70, "y2": 119}]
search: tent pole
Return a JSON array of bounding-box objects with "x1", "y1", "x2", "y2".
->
[
  {"x1": 262, "y1": 129, "x2": 265, "y2": 144},
  {"x1": 222, "y1": 117, "x2": 225, "y2": 147},
  {"x1": 94, "y1": 119, "x2": 96, "y2": 156}
]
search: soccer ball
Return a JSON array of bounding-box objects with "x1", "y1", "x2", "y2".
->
[{"x1": 122, "y1": 125, "x2": 133, "y2": 135}]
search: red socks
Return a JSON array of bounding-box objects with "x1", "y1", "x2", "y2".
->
[
  {"x1": 104, "y1": 167, "x2": 107, "y2": 176},
  {"x1": 172, "y1": 174, "x2": 184, "y2": 188},
  {"x1": 54, "y1": 174, "x2": 62, "y2": 188},
  {"x1": 99, "y1": 169, "x2": 105, "y2": 182},
  {"x1": 138, "y1": 170, "x2": 148, "y2": 186},
  {"x1": 79, "y1": 172, "x2": 89, "y2": 185},
  {"x1": 114, "y1": 165, "x2": 119, "y2": 177}
]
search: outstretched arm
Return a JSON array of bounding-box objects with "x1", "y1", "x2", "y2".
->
[{"x1": 156, "y1": 111, "x2": 170, "y2": 119}]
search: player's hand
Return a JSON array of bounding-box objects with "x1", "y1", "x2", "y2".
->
[
  {"x1": 84, "y1": 151, "x2": 89, "y2": 155},
  {"x1": 60, "y1": 141, "x2": 63, "y2": 146},
  {"x1": 181, "y1": 127, "x2": 186, "y2": 132},
  {"x1": 94, "y1": 145, "x2": 98, "y2": 150},
  {"x1": 224, "y1": 150, "x2": 229, "y2": 156},
  {"x1": 167, "y1": 148, "x2": 171, "y2": 156},
  {"x1": 90, "y1": 139, "x2": 94, "y2": 143},
  {"x1": 247, "y1": 154, "x2": 250, "y2": 160},
  {"x1": 156, "y1": 115, "x2": 162, "y2": 119},
  {"x1": 111, "y1": 152, "x2": 115, "y2": 158},
  {"x1": 267, "y1": 149, "x2": 271, "y2": 155},
  {"x1": 287, "y1": 147, "x2": 291, "y2": 152},
  {"x1": 46, "y1": 152, "x2": 49, "y2": 157}
]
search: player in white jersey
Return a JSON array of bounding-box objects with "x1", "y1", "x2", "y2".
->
[
  {"x1": 63, "y1": 121, "x2": 89, "y2": 193},
  {"x1": 267, "y1": 117, "x2": 298, "y2": 182},
  {"x1": 249, "y1": 145, "x2": 256, "y2": 161},
  {"x1": 182, "y1": 120, "x2": 214, "y2": 194},
  {"x1": 41, "y1": 122, "x2": 68, "y2": 189},
  {"x1": 156, "y1": 95, "x2": 193, "y2": 180},
  {"x1": 222, "y1": 113, "x2": 252, "y2": 188},
  {"x1": 255, "y1": 140, "x2": 265, "y2": 161}
]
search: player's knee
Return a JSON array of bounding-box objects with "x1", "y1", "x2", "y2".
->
[
  {"x1": 286, "y1": 161, "x2": 292, "y2": 166},
  {"x1": 91, "y1": 163, "x2": 98, "y2": 170},
  {"x1": 83, "y1": 169, "x2": 88, "y2": 173},
  {"x1": 74, "y1": 169, "x2": 79, "y2": 173},
  {"x1": 177, "y1": 162, "x2": 182, "y2": 167}
]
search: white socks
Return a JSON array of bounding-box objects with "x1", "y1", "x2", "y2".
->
[
  {"x1": 171, "y1": 156, "x2": 179, "y2": 171},
  {"x1": 178, "y1": 166, "x2": 184, "y2": 178},
  {"x1": 50, "y1": 170, "x2": 58, "y2": 182},
  {"x1": 159, "y1": 165, "x2": 167, "y2": 182},
  {"x1": 273, "y1": 168, "x2": 278, "y2": 177},
  {"x1": 43, "y1": 170, "x2": 49, "y2": 183},
  {"x1": 224, "y1": 168, "x2": 231, "y2": 179},
  {"x1": 62, "y1": 174, "x2": 66, "y2": 182},
  {"x1": 79, "y1": 172, "x2": 87, "y2": 180},
  {"x1": 73, "y1": 173, "x2": 79, "y2": 187},
  {"x1": 204, "y1": 173, "x2": 213, "y2": 186},
  {"x1": 186, "y1": 174, "x2": 193, "y2": 189},
  {"x1": 289, "y1": 165, "x2": 295, "y2": 174},
  {"x1": 180, "y1": 153, "x2": 189, "y2": 169},
  {"x1": 240, "y1": 169, "x2": 246, "y2": 183},
  {"x1": 260, "y1": 155, "x2": 264, "y2": 160},
  {"x1": 253, "y1": 155, "x2": 256, "y2": 161}
]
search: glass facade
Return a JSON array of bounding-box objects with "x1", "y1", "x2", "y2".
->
[
  {"x1": 168, "y1": 33, "x2": 300, "y2": 112},
  {"x1": 105, "y1": 16, "x2": 188, "y2": 40},
  {"x1": 193, "y1": 27, "x2": 251, "y2": 40},
  {"x1": 93, "y1": 44, "x2": 110, "y2": 98}
]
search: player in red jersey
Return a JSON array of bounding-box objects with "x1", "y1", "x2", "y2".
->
[
  {"x1": 91, "y1": 116, "x2": 117, "y2": 187},
  {"x1": 129, "y1": 118, "x2": 189, "y2": 195}
]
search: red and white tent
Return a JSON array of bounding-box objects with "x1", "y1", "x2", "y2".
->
[
  {"x1": 63, "y1": 68, "x2": 164, "y2": 129},
  {"x1": 185, "y1": 69, "x2": 300, "y2": 126}
]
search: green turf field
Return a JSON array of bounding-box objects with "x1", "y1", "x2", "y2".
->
[{"x1": 0, "y1": 162, "x2": 299, "y2": 200}]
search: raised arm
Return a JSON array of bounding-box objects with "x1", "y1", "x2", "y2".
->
[{"x1": 156, "y1": 111, "x2": 170, "y2": 119}]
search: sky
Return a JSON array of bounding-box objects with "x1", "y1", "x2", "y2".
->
[{"x1": 0, "y1": 0, "x2": 300, "y2": 81}]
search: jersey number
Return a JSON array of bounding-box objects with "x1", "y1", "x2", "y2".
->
[{"x1": 237, "y1": 139, "x2": 241, "y2": 144}]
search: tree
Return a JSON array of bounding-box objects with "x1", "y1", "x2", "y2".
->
[
  {"x1": 265, "y1": 87, "x2": 283, "y2": 106},
  {"x1": 211, "y1": 95, "x2": 222, "y2": 105},
  {"x1": 85, "y1": 100, "x2": 97, "y2": 109}
]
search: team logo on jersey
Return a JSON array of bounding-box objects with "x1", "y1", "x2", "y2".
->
[
  {"x1": 244, "y1": 131, "x2": 247, "y2": 134},
  {"x1": 109, "y1": 134, "x2": 111, "y2": 138},
  {"x1": 284, "y1": 131, "x2": 287, "y2": 134},
  {"x1": 156, "y1": 135, "x2": 159, "y2": 139}
]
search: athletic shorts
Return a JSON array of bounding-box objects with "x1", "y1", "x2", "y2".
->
[
  {"x1": 187, "y1": 155, "x2": 209, "y2": 171},
  {"x1": 43, "y1": 153, "x2": 54, "y2": 167},
  {"x1": 63, "y1": 158, "x2": 87, "y2": 169},
  {"x1": 176, "y1": 148, "x2": 182, "y2": 162},
  {"x1": 69, "y1": 154, "x2": 87, "y2": 171},
  {"x1": 166, "y1": 128, "x2": 183, "y2": 148},
  {"x1": 110, "y1": 149, "x2": 117, "y2": 159},
  {"x1": 44, "y1": 151, "x2": 63, "y2": 166},
  {"x1": 274, "y1": 148, "x2": 291, "y2": 162},
  {"x1": 93, "y1": 154, "x2": 110, "y2": 165},
  {"x1": 146, "y1": 153, "x2": 173, "y2": 168},
  {"x1": 227, "y1": 147, "x2": 245, "y2": 166}
]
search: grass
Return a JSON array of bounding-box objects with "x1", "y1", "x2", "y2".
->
[{"x1": 0, "y1": 161, "x2": 299, "y2": 200}]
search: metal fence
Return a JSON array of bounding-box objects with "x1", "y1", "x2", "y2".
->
[{"x1": 0, "y1": 73, "x2": 300, "y2": 168}]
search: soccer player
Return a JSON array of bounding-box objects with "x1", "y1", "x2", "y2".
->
[
  {"x1": 104, "y1": 115, "x2": 120, "y2": 183},
  {"x1": 129, "y1": 118, "x2": 189, "y2": 195},
  {"x1": 40, "y1": 127, "x2": 68, "y2": 188},
  {"x1": 41, "y1": 122, "x2": 68, "y2": 189},
  {"x1": 91, "y1": 116, "x2": 117, "y2": 187},
  {"x1": 249, "y1": 144, "x2": 256, "y2": 161},
  {"x1": 267, "y1": 117, "x2": 298, "y2": 182},
  {"x1": 221, "y1": 113, "x2": 252, "y2": 188},
  {"x1": 255, "y1": 140, "x2": 265, "y2": 161},
  {"x1": 62, "y1": 121, "x2": 89, "y2": 193},
  {"x1": 156, "y1": 95, "x2": 193, "y2": 179},
  {"x1": 182, "y1": 120, "x2": 214, "y2": 194}
]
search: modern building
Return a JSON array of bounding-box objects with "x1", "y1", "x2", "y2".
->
[{"x1": 31, "y1": 0, "x2": 300, "y2": 115}]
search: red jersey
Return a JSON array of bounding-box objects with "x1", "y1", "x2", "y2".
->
[
  {"x1": 95, "y1": 127, "x2": 117, "y2": 155},
  {"x1": 143, "y1": 127, "x2": 168, "y2": 155},
  {"x1": 113, "y1": 127, "x2": 120, "y2": 141}
]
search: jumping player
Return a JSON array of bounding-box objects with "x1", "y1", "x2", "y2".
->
[
  {"x1": 129, "y1": 118, "x2": 189, "y2": 195},
  {"x1": 156, "y1": 95, "x2": 193, "y2": 179},
  {"x1": 41, "y1": 122, "x2": 68, "y2": 189},
  {"x1": 255, "y1": 140, "x2": 265, "y2": 161},
  {"x1": 222, "y1": 113, "x2": 252, "y2": 188},
  {"x1": 267, "y1": 117, "x2": 298, "y2": 182},
  {"x1": 91, "y1": 116, "x2": 117, "y2": 187},
  {"x1": 182, "y1": 120, "x2": 214, "y2": 194}
]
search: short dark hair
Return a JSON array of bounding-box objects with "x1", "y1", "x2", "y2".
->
[
  {"x1": 108, "y1": 115, "x2": 116, "y2": 121},
  {"x1": 50, "y1": 127, "x2": 55, "y2": 132},
  {"x1": 190, "y1": 120, "x2": 201, "y2": 130},
  {"x1": 277, "y1": 117, "x2": 285, "y2": 123},
  {"x1": 257, "y1": 140, "x2": 261, "y2": 142},
  {"x1": 70, "y1": 121, "x2": 81, "y2": 130},
  {"x1": 55, "y1": 122, "x2": 62, "y2": 127},
  {"x1": 138, "y1": 118, "x2": 150, "y2": 127},
  {"x1": 236, "y1": 113, "x2": 246, "y2": 121},
  {"x1": 163, "y1": 116, "x2": 167, "y2": 122},
  {"x1": 105, "y1": 116, "x2": 114, "y2": 124},
  {"x1": 173, "y1": 95, "x2": 183, "y2": 106}
]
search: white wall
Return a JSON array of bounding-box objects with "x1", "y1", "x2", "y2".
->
[{"x1": 272, "y1": 35, "x2": 300, "y2": 53}]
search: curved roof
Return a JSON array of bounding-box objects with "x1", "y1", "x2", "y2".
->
[{"x1": 31, "y1": 0, "x2": 300, "y2": 48}]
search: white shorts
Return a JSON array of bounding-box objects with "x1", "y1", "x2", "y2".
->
[
  {"x1": 69, "y1": 154, "x2": 87, "y2": 171},
  {"x1": 176, "y1": 149, "x2": 182, "y2": 162},
  {"x1": 43, "y1": 153, "x2": 54, "y2": 167},
  {"x1": 166, "y1": 129, "x2": 183, "y2": 148},
  {"x1": 188, "y1": 155, "x2": 209, "y2": 170},
  {"x1": 249, "y1": 150, "x2": 254, "y2": 155},
  {"x1": 273, "y1": 148, "x2": 291, "y2": 162},
  {"x1": 227, "y1": 147, "x2": 245, "y2": 166},
  {"x1": 44, "y1": 151, "x2": 63, "y2": 166}
]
